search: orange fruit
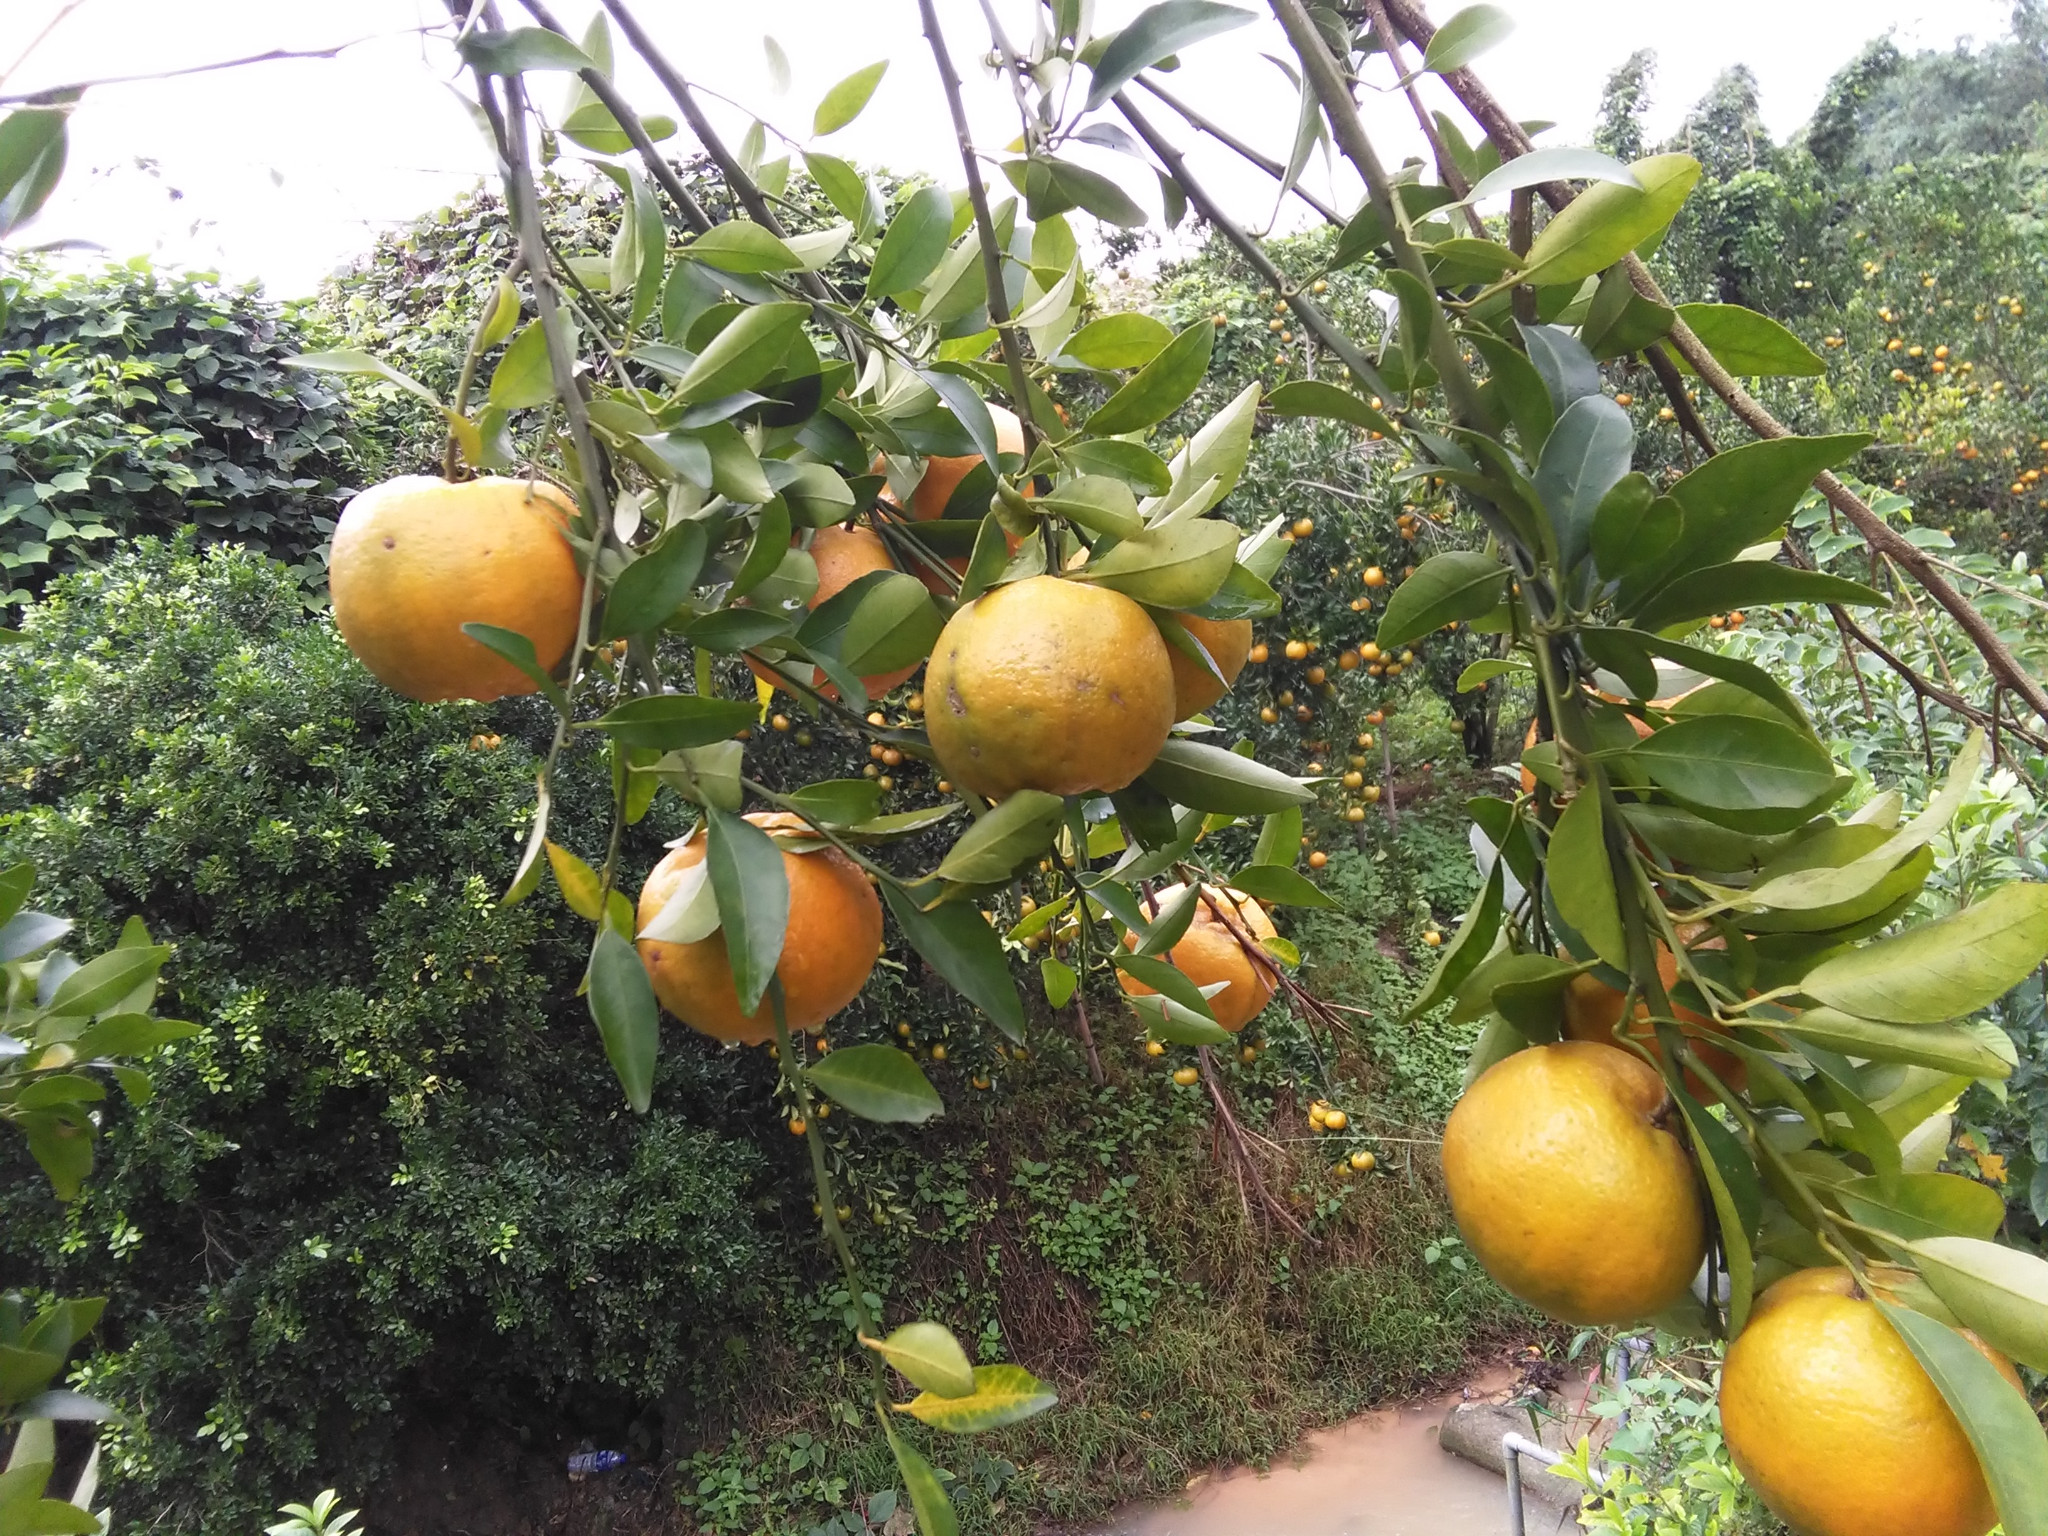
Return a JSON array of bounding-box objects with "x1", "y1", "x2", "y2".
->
[
  {"x1": 1560, "y1": 936, "x2": 1749, "y2": 1096},
  {"x1": 1721, "y1": 1267, "x2": 2015, "y2": 1536},
  {"x1": 329, "y1": 475, "x2": 583, "y2": 702},
  {"x1": 746, "y1": 524, "x2": 920, "y2": 699},
  {"x1": 1117, "y1": 883, "x2": 1279, "y2": 1033},
  {"x1": 1442, "y1": 1041, "x2": 1706, "y2": 1324},
  {"x1": 1166, "y1": 615, "x2": 1253, "y2": 719},
  {"x1": 924, "y1": 575, "x2": 1174, "y2": 799},
  {"x1": 892, "y1": 405, "x2": 1027, "y2": 521},
  {"x1": 636, "y1": 811, "x2": 881, "y2": 1046}
]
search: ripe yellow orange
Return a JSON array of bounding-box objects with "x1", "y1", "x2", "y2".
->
[
  {"x1": 636, "y1": 811, "x2": 881, "y2": 1046},
  {"x1": 329, "y1": 475, "x2": 583, "y2": 702},
  {"x1": 1721, "y1": 1267, "x2": 2015, "y2": 1536},
  {"x1": 1173, "y1": 1065, "x2": 1200, "y2": 1086},
  {"x1": 1118, "y1": 883, "x2": 1278, "y2": 1033},
  {"x1": 924, "y1": 576, "x2": 1175, "y2": 799},
  {"x1": 1166, "y1": 614, "x2": 1254, "y2": 719},
  {"x1": 748, "y1": 524, "x2": 920, "y2": 699},
  {"x1": 1560, "y1": 939, "x2": 1750, "y2": 1097},
  {"x1": 1442, "y1": 1041, "x2": 1706, "y2": 1324},
  {"x1": 896, "y1": 404, "x2": 1026, "y2": 520}
]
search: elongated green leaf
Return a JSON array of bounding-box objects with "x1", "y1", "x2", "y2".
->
[
  {"x1": 1374, "y1": 551, "x2": 1509, "y2": 650},
  {"x1": 603, "y1": 525, "x2": 707, "y2": 639},
  {"x1": 1907, "y1": 1237, "x2": 2048, "y2": 1375},
  {"x1": 806, "y1": 1043, "x2": 943, "y2": 1123},
  {"x1": 868, "y1": 185, "x2": 955, "y2": 298},
  {"x1": 1628, "y1": 714, "x2": 1842, "y2": 824},
  {"x1": 1041, "y1": 955, "x2": 1078, "y2": 1009},
  {"x1": 1114, "y1": 951, "x2": 1220, "y2": 1019},
  {"x1": 1140, "y1": 739, "x2": 1313, "y2": 815},
  {"x1": 0, "y1": 105, "x2": 69, "y2": 238},
  {"x1": 1067, "y1": 438, "x2": 1173, "y2": 495},
  {"x1": 704, "y1": 806, "x2": 789, "y2": 1015},
  {"x1": 1038, "y1": 476, "x2": 1142, "y2": 539},
  {"x1": 899, "y1": 1363, "x2": 1057, "y2": 1433},
  {"x1": 1516, "y1": 154, "x2": 1701, "y2": 289},
  {"x1": 1405, "y1": 857, "x2": 1504, "y2": 1023},
  {"x1": 1080, "y1": 519, "x2": 1238, "y2": 608},
  {"x1": 1591, "y1": 628, "x2": 1808, "y2": 729},
  {"x1": 1674, "y1": 303, "x2": 1825, "y2": 378},
  {"x1": 933, "y1": 792, "x2": 1065, "y2": 885},
  {"x1": 288, "y1": 348, "x2": 443, "y2": 408},
  {"x1": 883, "y1": 1420, "x2": 960, "y2": 1536},
  {"x1": 1876, "y1": 1301, "x2": 2048, "y2": 1536},
  {"x1": 457, "y1": 27, "x2": 596, "y2": 73},
  {"x1": 1801, "y1": 884, "x2": 2048, "y2": 1025},
  {"x1": 1535, "y1": 394, "x2": 1634, "y2": 575},
  {"x1": 1085, "y1": 320, "x2": 1214, "y2": 435},
  {"x1": 1463, "y1": 146, "x2": 1639, "y2": 205},
  {"x1": 1224, "y1": 864, "x2": 1336, "y2": 910},
  {"x1": 0, "y1": 861, "x2": 32, "y2": 930},
  {"x1": 589, "y1": 694, "x2": 755, "y2": 751},
  {"x1": 1674, "y1": 1087, "x2": 1760, "y2": 1332},
  {"x1": 1642, "y1": 433, "x2": 1871, "y2": 584},
  {"x1": 1131, "y1": 883, "x2": 1201, "y2": 957},
  {"x1": 865, "y1": 1322, "x2": 976, "y2": 1398},
  {"x1": 587, "y1": 928, "x2": 658, "y2": 1113},
  {"x1": 677, "y1": 303, "x2": 807, "y2": 404},
  {"x1": 813, "y1": 60, "x2": 888, "y2": 136},
  {"x1": 840, "y1": 573, "x2": 944, "y2": 677},
  {"x1": 1549, "y1": 792, "x2": 1626, "y2": 968},
  {"x1": 67, "y1": 1014, "x2": 200, "y2": 1060},
  {"x1": 1066, "y1": 313, "x2": 1174, "y2": 369},
  {"x1": 1744, "y1": 1009, "x2": 2012, "y2": 1078},
  {"x1": 1264, "y1": 379, "x2": 1395, "y2": 436},
  {"x1": 1253, "y1": 807, "x2": 1304, "y2": 868},
  {"x1": 1589, "y1": 482, "x2": 1677, "y2": 581},
  {"x1": 1836, "y1": 1173, "x2": 2007, "y2": 1243},
  {"x1": 883, "y1": 883, "x2": 1026, "y2": 1041},
  {"x1": 559, "y1": 100, "x2": 679, "y2": 155},
  {"x1": 681, "y1": 222, "x2": 804, "y2": 274},
  {"x1": 1150, "y1": 382, "x2": 1262, "y2": 526},
  {"x1": 45, "y1": 946, "x2": 168, "y2": 1019},
  {"x1": 1421, "y1": 4, "x2": 1514, "y2": 73},
  {"x1": 1629, "y1": 562, "x2": 1886, "y2": 631},
  {"x1": 1084, "y1": 1, "x2": 1255, "y2": 109}
]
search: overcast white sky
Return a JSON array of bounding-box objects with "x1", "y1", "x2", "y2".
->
[{"x1": 8, "y1": 0, "x2": 2017, "y2": 298}]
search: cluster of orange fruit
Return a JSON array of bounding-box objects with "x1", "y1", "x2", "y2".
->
[{"x1": 324, "y1": 407, "x2": 1284, "y2": 1052}]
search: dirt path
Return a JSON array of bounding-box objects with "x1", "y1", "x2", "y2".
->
[{"x1": 1087, "y1": 1373, "x2": 1580, "y2": 1536}]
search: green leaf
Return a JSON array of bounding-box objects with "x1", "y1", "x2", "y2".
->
[
  {"x1": 587, "y1": 927, "x2": 658, "y2": 1113},
  {"x1": 45, "y1": 946, "x2": 168, "y2": 1019},
  {"x1": 1405, "y1": 857, "x2": 1505, "y2": 1022},
  {"x1": 1594, "y1": 629, "x2": 1809, "y2": 730},
  {"x1": 1876, "y1": 1301, "x2": 2048, "y2": 1536},
  {"x1": 676, "y1": 303, "x2": 807, "y2": 404},
  {"x1": 1674, "y1": 303, "x2": 1825, "y2": 378},
  {"x1": 806, "y1": 1043, "x2": 943, "y2": 1124},
  {"x1": 882, "y1": 883, "x2": 1026, "y2": 1042},
  {"x1": 1066, "y1": 439, "x2": 1173, "y2": 495},
  {"x1": 1080, "y1": 520, "x2": 1238, "y2": 608},
  {"x1": 680, "y1": 222, "x2": 804, "y2": 274},
  {"x1": 1037, "y1": 476, "x2": 1142, "y2": 540},
  {"x1": 704, "y1": 807, "x2": 790, "y2": 1015},
  {"x1": 865, "y1": 1322, "x2": 976, "y2": 1398},
  {"x1": 1084, "y1": 1, "x2": 1255, "y2": 109},
  {"x1": 1041, "y1": 956, "x2": 1078, "y2": 1009},
  {"x1": 1469, "y1": 332, "x2": 1556, "y2": 455},
  {"x1": 1149, "y1": 382, "x2": 1261, "y2": 525},
  {"x1": 0, "y1": 862, "x2": 31, "y2": 931},
  {"x1": 1253, "y1": 807, "x2": 1303, "y2": 868},
  {"x1": 287, "y1": 348, "x2": 444, "y2": 409},
  {"x1": 545, "y1": 841, "x2": 606, "y2": 922},
  {"x1": 457, "y1": 27, "x2": 596, "y2": 74},
  {"x1": 1084, "y1": 320, "x2": 1214, "y2": 436},
  {"x1": 603, "y1": 525, "x2": 707, "y2": 639},
  {"x1": 1676, "y1": 1085, "x2": 1761, "y2": 1331},
  {"x1": 1835, "y1": 1173, "x2": 2007, "y2": 1242},
  {"x1": 1589, "y1": 481, "x2": 1676, "y2": 581},
  {"x1": 1223, "y1": 864, "x2": 1336, "y2": 910},
  {"x1": 1264, "y1": 379, "x2": 1396, "y2": 436},
  {"x1": 1801, "y1": 884, "x2": 2048, "y2": 1025},
  {"x1": 813, "y1": 60, "x2": 888, "y2": 136},
  {"x1": 559, "y1": 101, "x2": 679, "y2": 155},
  {"x1": 68, "y1": 1014, "x2": 200, "y2": 1060},
  {"x1": 1549, "y1": 791, "x2": 1626, "y2": 968},
  {"x1": 883, "y1": 1420, "x2": 960, "y2": 1536},
  {"x1": 1628, "y1": 714, "x2": 1843, "y2": 830},
  {"x1": 1516, "y1": 154, "x2": 1702, "y2": 289},
  {"x1": 1374, "y1": 551, "x2": 1509, "y2": 651},
  {"x1": 866, "y1": 185, "x2": 955, "y2": 299},
  {"x1": 1462, "y1": 146, "x2": 1639, "y2": 205},
  {"x1": 1420, "y1": 4, "x2": 1515, "y2": 73},
  {"x1": 1629, "y1": 562, "x2": 1886, "y2": 631},
  {"x1": 1140, "y1": 739, "x2": 1313, "y2": 815},
  {"x1": 1641, "y1": 433, "x2": 1871, "y2": 585},
  {"x1": 932, "y1": 793, "x2": 1065, "y2": 886},
  {"x1": 19, "y1": 1108, "x2": 93, "y2": 1200},
  {"x1": 780, "y1": 779, "x2": 885, "y2": 828},
  {"x1": 0, "y1": 106, "x2": 69, "y2": 238},
  {"x1": 1066, "y1": 313, "x2": 1174, "y2": 369},
  {"x1": 840, "y1": 573, "x2": 945, "y2": 677},
  {"x1": 1904, "y1": 1237, "x2": 2048, "y2": 1375},
  {"x1": 1748, "y1": 1009, "x2": 2013, "y2": 1079},
  {"x1": 1534, "y1": 394, "x2": 1634, "y2": 575},
  {"x1": 589, "y1": 694, "x2": 755, "y2": 751}
]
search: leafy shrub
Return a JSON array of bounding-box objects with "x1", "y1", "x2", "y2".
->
[
  {"x1": 0, "y1": 261, "x2": 359, "y2": 603},
  {"x1": 0, "y1": 538, "x2": 778, "y2": 1530}
]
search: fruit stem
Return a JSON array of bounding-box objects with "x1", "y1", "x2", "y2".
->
[{"x1": 768, "y1": 985, "x2": 895, "y2": 1408}]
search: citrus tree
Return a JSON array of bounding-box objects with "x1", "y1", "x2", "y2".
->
[{"x1": 8, "y1": 2, "x2": 2048, "y2": 1533}]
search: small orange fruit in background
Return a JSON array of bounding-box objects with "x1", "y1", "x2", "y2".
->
[
  {"x1": 330, "y1": 475, "x2": 583, "y2": 702},
  {"x1": 1117, "y1": 883, "x2": 1278, "y2": 1033},
  {"x1": 1720, "y1": 1266, "x2": 2015, "y2": 1536},
  {"x1": 747, "y1": 523, "x2": 920, "y2": 699},
  {"x1": 1166, "y1": 614, "x2": 1254, "y2": 719},
  {"x1": 636, "y1": 811, "x2": 881, "y2": 1046},
  {"x1": 924, "y1": 575, "x2": 1175, "y2": 800},
  {"x1": 1442, "y1": 1040, "x2": 1706, "y2": 1325}
]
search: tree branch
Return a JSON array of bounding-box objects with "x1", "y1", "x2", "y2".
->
[
  {"x1": 1133, "y1": 75, "x2": 1343, "y2": 226},
  {"x1": 1360, "y1": 0, "x2": 1486, "y2": 237},
  {"x1": 0, "y1": 34, "x2": 420, "y2": 105},
  {"x1": 918, "y1": 0, "x2": 1041, "y2": 455}
]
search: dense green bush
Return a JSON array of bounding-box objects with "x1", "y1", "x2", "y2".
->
[
  {"x1": 0, "y1": 538, "x2": 781, "y2": 1529},
  {"x1": 0, "y1": 261, "x2": 358, "y2": 604}
]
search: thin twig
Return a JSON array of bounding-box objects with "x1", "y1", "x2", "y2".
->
[
  {"x1": 1360, "y1": 0, "x2": 1486, "y2": 237},
  {"x1": 918, "y1": 0, "x2": 1041, "y2": 455},
  {"x1": 0, "y1": 33, "x2": 420, "y2": 104},
  {"x1": 0, "y1": 0, "x2": 90, "y2": 90},
  {"x1": 1133, "y1": 74, "x2": 1343, "y2": 225},
  {"x1": 1198, "y1": 1046, "x2": 1311, "y2": 1239}
]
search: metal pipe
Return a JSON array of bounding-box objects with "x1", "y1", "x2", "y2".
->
[{"x1": 1501, "y1": 1431, "x2": 1568, "y2": 1536}]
